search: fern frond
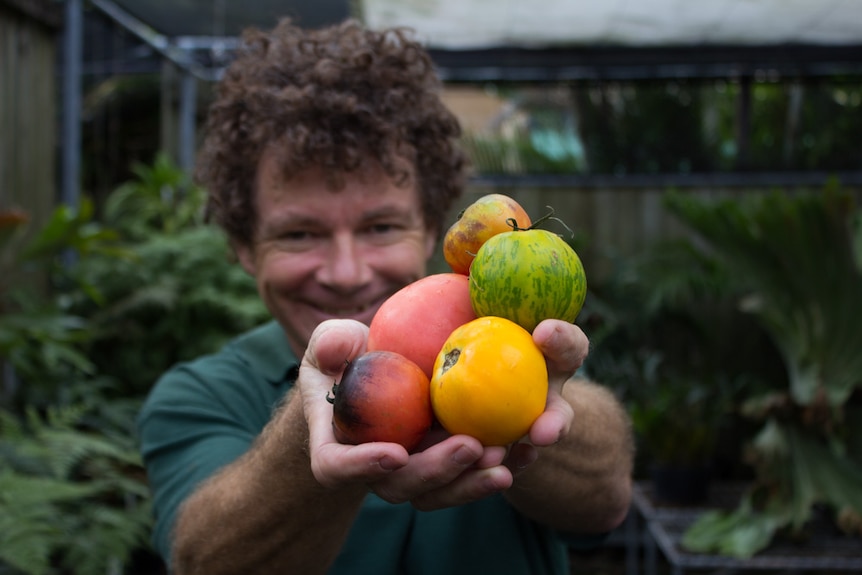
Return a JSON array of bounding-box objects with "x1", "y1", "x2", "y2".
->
[
  {"x1": 0, "y1": 500, "x2": 61, "y2": 575},
  {"x1": 0, "y1": 471, "x2": 102, "y2": 505}
]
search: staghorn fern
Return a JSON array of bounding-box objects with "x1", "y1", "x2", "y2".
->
[
  {"x1": 664, "y1": 184, "x2": 862, "y2": 407},
  {"x1": 664, "y1": 183, "x2": 862, "y2": 557}
]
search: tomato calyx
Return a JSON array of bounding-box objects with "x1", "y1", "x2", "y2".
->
[
  {"x1": 324, "y1": 359, "x2": 352, "y2": 404},
  {"x1": 325, "y1": 380, "x2": 339, "y2": 404},
  {"x1": 440, "y1": 348, "x2": 461, "y2": 374}
]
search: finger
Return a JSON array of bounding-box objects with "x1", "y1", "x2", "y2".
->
[
  {"x1": 504, "y1": 442, "x2": 539, "y2": 476},
  {"x1": 410, "y1": 423, "x2": 452, "y2": 452},
  {"x1": 409, "y1": 465, "x2": 513, "y2": 511},
  {"x1": 474, "y1": 445, "x2": 508, "y2": 469},
  {"x1": 311, "y1": 441, "x2": 410, "y2": 489},
  {"x1": 299, "y1": 318, "x2": 410, "y2": 489},
  {"x1": 370, "y1": 435, "x2": 492, "y2": 503}
]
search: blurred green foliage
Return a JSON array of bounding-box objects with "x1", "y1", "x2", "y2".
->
[
  {"x1": 665, "y1": 184, "x2": 862, "y2": 557},
  {"x1": 466, "y1": 79, "x2": 862, "y2": 175},
  {"x1": 582, "y1": 183, "x2": 862, "y2": 558},
  {"x1": 0, "y1": 153, "x2": 268, "y2": 574}
]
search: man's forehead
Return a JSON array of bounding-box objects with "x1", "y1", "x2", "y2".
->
[{"x1": 257, "y1": 145, "x2": 415, "y2": 189}]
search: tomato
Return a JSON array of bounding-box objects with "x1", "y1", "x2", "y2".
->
[
  {"x1": 469, "y1": 228, "x2": 587, "y2": 333},
  {"x1": 442, "y1": 194, "x2": 531, "y2": 275},
  {"x1": 430, "y1": 316, "x2": 548, "y2": 446},
  {"x1": 327, "y1": 350, "x2": 432, "y2": 451},
  {"x1": 367, "y1": 273, "x2": 477, "y2": 378}
]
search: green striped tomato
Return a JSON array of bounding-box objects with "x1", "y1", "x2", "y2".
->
[{"x1": 469, "y1": 229, "x2": 587, "y2": 333}]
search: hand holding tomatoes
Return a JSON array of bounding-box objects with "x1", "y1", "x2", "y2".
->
[
  {"x1": 299, "y1": 319, "x2": 515, "y2": 507},
  {"x1": 301, "y1": 316, "x2": 588, "y2": 512}
]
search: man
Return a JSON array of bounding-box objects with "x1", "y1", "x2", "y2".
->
[{"x1": 137, "y1": 18, "x2": 634, "y2": 574}]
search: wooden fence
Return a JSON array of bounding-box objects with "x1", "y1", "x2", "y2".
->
[
  {"x1": 0, "y1": 0, "x2": 60, "y2": 232},
  {"x1": 428, "y1": 180, "x2": 862, "y2": 281}
]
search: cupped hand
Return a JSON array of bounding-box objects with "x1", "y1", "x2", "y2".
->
[{"x1": 299, "y1": 319, "x2": 513, "y2": 509}]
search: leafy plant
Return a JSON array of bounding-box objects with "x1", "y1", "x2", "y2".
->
[
  {"x1": 0, "y1": 153, "x2": 268, "y2": 573},
  {"x1": 0, "y1": 405, "x2": 151, "y2": 575},
  {"x1": 68, "y1": 155, "x2": 268, "y2": 396},
  {"x1": 581, "y1": 237, "x2": 780, "y2": 472},
  {"x1": 102, "y1": 152, "x2": 206, "y2": 239},
  {"x1": 663, "y1": 183, "x2": 862, "y2": 557},
  {"x1": 1, "y1": 201, "x2": 119, "y2": 411},
  {"x1": 629, "y1": 376, "x2": 731, "y2": 467}
]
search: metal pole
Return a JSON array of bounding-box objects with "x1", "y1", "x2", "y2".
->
[
  {"x1": 61, "y1": 0, "x2": 83, "y2": 208},
  {"x1": 89, "y1": 0, "x2": 218, "y2": 81},
  {"x1": 179, "y1": 71, "x2": 197, "y2": 177}
]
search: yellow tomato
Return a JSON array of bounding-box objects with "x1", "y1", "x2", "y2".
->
[{"x1": 430, "y1": 316, "x2": 548, "y2": 446}]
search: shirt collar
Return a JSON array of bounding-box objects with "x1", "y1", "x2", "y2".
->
[{"x1": 233, "y1": 320, "x2": 300, "y2": 387}]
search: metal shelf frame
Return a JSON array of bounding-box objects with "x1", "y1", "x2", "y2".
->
[{"x1": 629, "y1": 482, "x2": 862, "y2": 575}]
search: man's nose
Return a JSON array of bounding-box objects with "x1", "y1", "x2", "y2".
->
[{"x1": 318, "y1": 233, "x2": 372, "y2": 290}]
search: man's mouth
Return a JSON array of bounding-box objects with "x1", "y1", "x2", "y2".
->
[{"x1": 318, "y1": 303, "x2": 372, "y2": 316}]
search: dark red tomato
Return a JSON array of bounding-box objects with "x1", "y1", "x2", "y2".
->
[{"x1": 327, "y1": 350, "x2": 432, "y2": 452}]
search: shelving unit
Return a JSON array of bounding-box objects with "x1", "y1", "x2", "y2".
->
[{"x1": 628, "y1": 482, "x2": 862, "y2": 575}]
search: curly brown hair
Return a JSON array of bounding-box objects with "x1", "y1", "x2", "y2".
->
[{"x1": 196, "y1": 18, "x2": 467, "y2": 248}]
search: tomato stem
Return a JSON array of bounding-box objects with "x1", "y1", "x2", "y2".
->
[
  {"x1": 527, "y1": 206, "x2": 575, "y2": 239},
  {"x1": 505, "y1": 217, "x2": 528, "y2": 231}
]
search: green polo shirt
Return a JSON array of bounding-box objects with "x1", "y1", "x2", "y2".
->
[{"x1": 137, "y1": 321, "x2": 605, "y2": 574}]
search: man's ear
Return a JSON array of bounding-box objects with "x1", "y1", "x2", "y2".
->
[{"x1": 235, "y1": 243, "x2": 256, "y2": 276}]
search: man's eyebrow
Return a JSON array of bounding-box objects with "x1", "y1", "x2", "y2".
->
[
  {"x1": 258, "y1": 213, "x2": 321, "y2": 236},
  {"x1": 260, "y1": 204, "x2": 417, "y2": 235},
  {"x1": 362, "y1": 205, "x2": 413, "y2": 220}
]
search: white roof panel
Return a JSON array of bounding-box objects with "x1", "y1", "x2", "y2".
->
[{"x1": 361, "y1": 0, "x2": 862, "y2": 48}]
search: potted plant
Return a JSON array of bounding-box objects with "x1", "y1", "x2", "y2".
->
[
  {"x1": 629, "y1": 374, "x2": 738, "y2": 505},
  {"x1": 581, "y1": 233, "x2": 782, "y2": 505}
]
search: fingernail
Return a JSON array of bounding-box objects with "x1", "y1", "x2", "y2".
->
[
  {"x1": 452, "y1": 445, "x2": 477, "y2": 466},
  {"x1": 377, "y1": 455, "x2": 401, "y2": 471},
  {"x1": 517, "y1": 449, "x2": 539, "y2": 470}
]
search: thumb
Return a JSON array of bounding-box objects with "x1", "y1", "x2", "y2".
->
[
  {"x1": 299, "y1": 319, "x2": 369, "y2": 453},
  {"x1": 303, "y1": 319, "x2": 369, "y2": 376},
  {"x1": 532, "y1": 319, "x2": 589, "y2": 388}
]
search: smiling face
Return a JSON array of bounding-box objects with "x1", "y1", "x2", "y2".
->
[{"x1": 236, "y1": 153, "x2": 436, "y2": 358}]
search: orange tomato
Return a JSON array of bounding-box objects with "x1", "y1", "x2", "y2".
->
[
  {"x1": 442, "y1": 194, "x2": 532, "y2": 276},
  {"x1": 429, "y1": 316, "x2": 548, "y2": 446}
]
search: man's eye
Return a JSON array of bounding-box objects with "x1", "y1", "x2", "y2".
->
[
  {"x1": 368, "y1": 223, "x2": 398, "y2": 234},
  {"x1": 282, "y1": 230, "x2": 314, "y2": 240}
]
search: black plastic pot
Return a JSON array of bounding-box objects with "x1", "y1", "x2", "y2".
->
[{"x1": 650, "y1": 463, "x2": 712, "y2": 506}]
